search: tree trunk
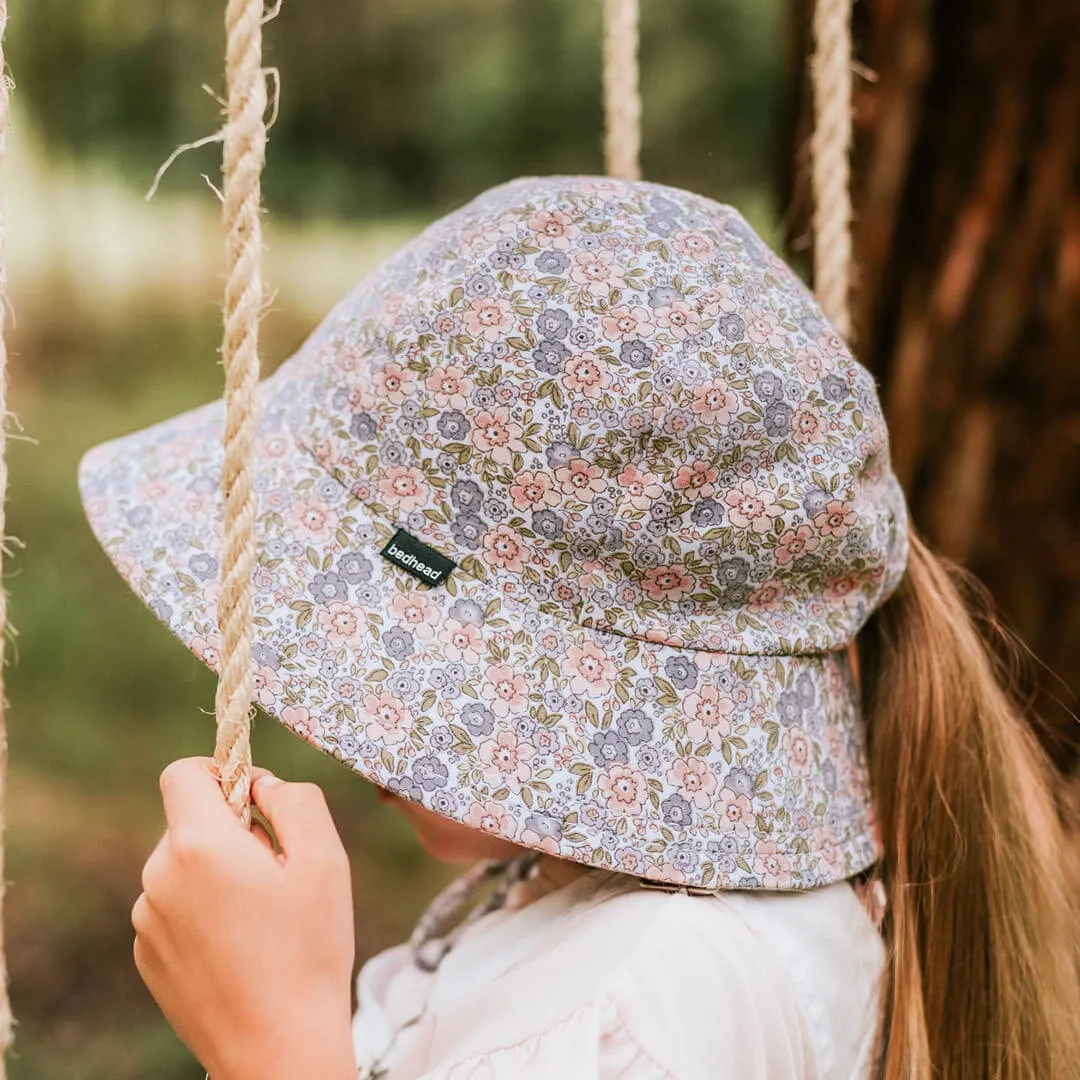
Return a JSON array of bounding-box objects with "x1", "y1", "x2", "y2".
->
[{"x1": 786, "y1": 0, "x2": 1080, "y2": 779}]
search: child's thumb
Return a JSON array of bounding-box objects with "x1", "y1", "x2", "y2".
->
[{"x1": 250, "y1": 775, "x2": 342, "y2": 862}]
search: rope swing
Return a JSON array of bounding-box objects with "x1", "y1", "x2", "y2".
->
[
  {"x1": 215, "y1": 0, "x2": 267, "y2": 824},
  {"x1": 602, "y1": 0, "x2": 642, "y2": 181},
  {"x1": 0, "y1": 0, "x2": 11, "y2": 1068},
  {"x1": 809, "y1": 0, "x2": 855, "y2": 338}
]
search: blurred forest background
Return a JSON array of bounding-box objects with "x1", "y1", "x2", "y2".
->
[{"x1": 2, "y1": 0, "x2": 1078, "y2": 1077}]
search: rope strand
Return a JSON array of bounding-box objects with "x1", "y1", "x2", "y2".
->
[
  {"x1": 215, "y1": 0, "x2": 267, "y2": 823},
  {"x1": 0, "y1": 0, "x2": 14, "y2": 1069},
  {"x1": 810, "y1": 0, "x2": 854, "y2": 339},
  {"x1": 603, "y1": 0, "x2": 642, "y2": 181}
]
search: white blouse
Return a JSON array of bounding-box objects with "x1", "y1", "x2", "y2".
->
[{"x1": 352, "y1": 867, "x2": 885, "y2": 1079}]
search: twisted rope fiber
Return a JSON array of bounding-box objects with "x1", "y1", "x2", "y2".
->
[
  {"x1": 0, "y1": 0, "x2": 12, "y2": 1069},
  {"x1": 216, "y1": 0, "x2": 267, "y2": 822},
  {"x1": 603, "y1": 0, "x2": 642, "y2": 181},
  {"x1": 810, "y1": 0, "x2": 854, "y2": 339}
]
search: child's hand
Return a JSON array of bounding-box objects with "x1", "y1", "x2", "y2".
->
[{"x1": 132, "y1": 758, "x2": 358, "y2": 1080}]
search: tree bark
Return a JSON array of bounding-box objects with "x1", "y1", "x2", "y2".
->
[{"x1": 786, "y1": 0, "x2": 1080, "y2": 776}]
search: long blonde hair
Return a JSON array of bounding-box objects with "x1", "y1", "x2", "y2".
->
[{"x1": 859, "y1": 531, "x2": 1080, "y2": 1079}]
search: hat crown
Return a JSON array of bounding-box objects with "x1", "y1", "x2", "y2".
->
[{"x1": 283, "y1": 176, "x2": 906, "y2": 653}]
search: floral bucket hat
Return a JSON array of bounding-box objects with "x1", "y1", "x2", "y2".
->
[{"x1": 80, "y1": 176, "x2": 909, "y2": 890}]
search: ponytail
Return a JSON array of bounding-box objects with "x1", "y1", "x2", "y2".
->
[{"x1": 859, "y1": 531, "x2": 1080, "y2": 1078}]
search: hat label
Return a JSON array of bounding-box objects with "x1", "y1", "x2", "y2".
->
[{"x1": 381, "y1": 529, "x2": 456, "y2": 587}]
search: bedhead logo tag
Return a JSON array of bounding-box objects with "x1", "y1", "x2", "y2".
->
[{"x1": 381, "y1": 529, "x2": 456, "y2": 587}]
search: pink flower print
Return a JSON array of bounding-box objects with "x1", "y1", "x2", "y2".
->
[
  {"x1": 775, "y1": 525, "x2": 820, "y2": 564},
  {"x1": 825, "y1": 574, "x2": 863, "y2": 604},
  {"x1": 261, "y1": 434, "x2": 290, "y2": 460},
  {"x1": 642, "y1": 564, "x2": 693, "y2": 602},
  {"x1": 814, "y1": 499, "x2": 857, "y2": 538},
  {"x1": 189, "y1": 634, "x2": 221, "y2": 668},
  {"x1": 479, "y1": 730, "x2": 536, "y2": 789},
  {"x1": 554, "y1": 458, "x2": 606, "y2": 503},
  {"x1": 690, "y1": 379, "x2": 738, "y2": 424},
  {"x1": 791, "y1": 402, "x2": 826, "y2": 445},
  {"x1": 617, "y1": 463, "x2": 664, "y2": 511},
  {"x1": 510, "y1": 470, "x2": 561, "y2": 511},
  {"x1": 702, "y1": 282, "x2": 739, "y2": 317},
  {"x1": 570, "y1": 250, "x2": 627, "y2": 296},
  {"x1": 601, "y1": 305, "x2": 655, "y2": 342},
  {"x1": 671, "y1": 230, "x2": 715, "y2": 261},
  {"x1": 561, "y1": 351, "x2": 612, "y2": 399},
  {"x1": 464, "y1": 297, "x2": 516, "y2": 342},
  {"x1": 361, "y1": 690, "x2": 412, "y2": 745},
  {"x1": 724, "y1": 479, "x2": 784, "y2": 534},
  {"x1": 433, "y1": 310, "x2": 459, "y2": 337},
  {"x1": 378, "y1": 465, "x2": 429, "y2": 511},
  {"x1": 377, "y1": 292, "x2": 406, "y2": 328},
  {"x1": 717, "y1": 787, "x2": 755, "y2": 836},
  {"x1": 616, "y1": 848, "x2": 643, "y2": 874},
  {"x1": 667, "y1": 756, "x2": 718, "y2": 810},
  {"x1": 318, "y1": 602, "x2": 365, "y2": 649},
  {"x1": 470, "y1": 407, "x2": 526, "y2": 465},
  {"x1": 520, "y1": 826, "x2": 560, "y2": 856},
  {"x1": 598, "y1": 764, "x2": 648, "y2": 814},
  {"x1": 463, "y1": 799, "x2": 517, "y2": 839},
  {"x1": 528, "y1": 208, "x2": 575, "y2": 250},
  {"x1": 654, "y1": 300, "x2": 701, "y2": 340},
  {"x1": 372, "y1": 362, "x2": 416, "y2": 405},
  {"x1": 389, "y1": 590, "x2": 441, "y2": 641},
  {"x1": 282, "y1": 704, "x2": 323, "y2": 743},
  {"x1": 344, "y1": 377, "x2": 376, "y2": 412},
  {"x1": 673, "y1": 461, "x2": 719, "y2": 501},
  {"x1": 439, "y1": 617, "x2": 483, "y2": 664},
  {"x1": 287, "y1": 496, "x2": 340, "y2": 542},
  {"x1": 481, "y1": 664, "x2": 529, "y2": 718},
  {"x1": 253, "y1": 665, "x2": 283, "y2": 708},
  {"x1": 749, "y1": 580, "x2": 786, "y2": 613},
  {"x1": 784, "y1": 728, "x2": 814, "y2": 776},
  {"x1": 484, "y1": 523, "x2": 529, "y2": 572},
  {"x1": 684, "y1": 684, "x2": 735, "y2": 749},
  {"x1": 425, "y1": 363, "x2": 474, "y2": 410},
  {"x1": 814, "y1": 830, "x2": 844, "y2": 877},
  {"x1": 744, "y1": 304, "x2": 786, "y2": 349},
  {"x1": 334, "y1": 343, "x2": 365, "y2": 375},
  {"x1": 566, "y1": 641, "x2": 616, "y2": 697},
  {"x1": 754, "y1": 839, "x2": 794, "y2": 889},
  {"x1": 795, "y1": 345, "x2": 827, "y2": 382}
]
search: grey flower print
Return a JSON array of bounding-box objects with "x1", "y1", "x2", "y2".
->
[
  {"x1": 661, "y1": 793, "x2": 694, "y2": 827},
  {"x1": 450, "y1": 512, "x2": 486, "y2": 548},
  {"x1": 664, "y1": 655, "x2": 699, "y2": 690},
  {"x1": 589, "y1": 730, "x2": 630, "y2": 766},
  {"x1": 533, "y1": 340, "x2": 569, "y2": 375},
  {"x1": 189, "y1": 552, "x2": 218, "y2": 581},
  {"x1": 338, "y1": 552, "x2": 373, "y2": 584},
  {"x1": 620, "y1": 339, "x2": 653, "y2": 369},
  {"x1": 448, "y1": 597, "x2": 484, "y2": 626},
  {"x1": 412, "y1": 754, "x2": 449, "y2": 791},
  {"x1": 535, "y1": 250, "x2": 569, "y2": 274},
  {"x1": 616, "y1": 708, "x2": 654, "y2": 746},
  {"x1": 350, "y1": 412, "x2": 377, "y2": 441},
  {"x1": 308, "y1": 571, "x2": 348, "y2": 605},
  {"x1": 461, "y1": 703, "x2": 496, "y2": 738},
  {"x1": 536, "y1": 308, "x2": 572, "y2": 340},
  {"x1": 437, "y1": 411, "x2": 470, "y2": 440},
  {"x1": 382, "y1": 626, "x2": 415, "y2": 661}
]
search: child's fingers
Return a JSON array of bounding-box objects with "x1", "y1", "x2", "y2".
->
[
  {"x1": 250, "y1": 820, "x2": 279, "y2": 856},
  {"x1": 251, "y1": 776, "x2": 344, "y2": 865},
  {"x1": 159, "y1": 757, "x2": 241, "y2": 839}
]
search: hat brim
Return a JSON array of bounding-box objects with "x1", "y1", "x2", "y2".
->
[{"x1": 79, "y1": 364, "x2": 879, "y2": 889}]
